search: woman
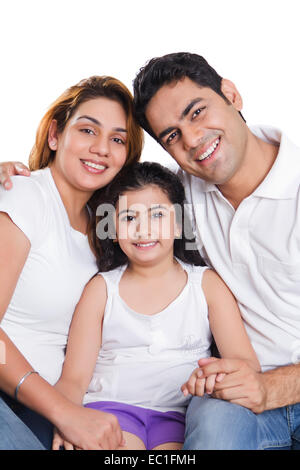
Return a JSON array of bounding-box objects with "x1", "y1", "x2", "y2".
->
[{"x1": 0, "y1": 75, "x2": 143, "y2": 449}]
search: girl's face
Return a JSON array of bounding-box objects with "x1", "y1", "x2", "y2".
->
[
  {"x1": 49, "y1": 97, "x2": 128, "y2": 196},
  {"x1": 115, "y1": 184, "x2": 181, "y2": 266}
]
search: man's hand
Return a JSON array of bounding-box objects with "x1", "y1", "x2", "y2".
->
[
  {"x1": 0, "y1": 162, "x2": 30, "y2": 189},
  {"x1": 198, "y1": 357, "x2": 267, "y2": 414},
  {"x1": 54, "y1": 404, "x2": 125, "y2": 450}
]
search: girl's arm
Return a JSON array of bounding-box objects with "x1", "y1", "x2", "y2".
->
[
  {"x1": 0, "y1": 213, "x2": 122, "y2": 449},
  {"x1": 54, "y1": 274, "x2": 107, "y2": 405},
  {"x1": 203, "y1": 269, "x2": 260, "y2": 371}
]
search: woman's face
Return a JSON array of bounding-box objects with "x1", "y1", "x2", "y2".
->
[{"x1": 49, "y1": 97, "x2": 128, "y2": 195}]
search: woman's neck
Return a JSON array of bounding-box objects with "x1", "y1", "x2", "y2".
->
[{"x1": 49, "y1": 165, "x2": 93, "y2": 234}]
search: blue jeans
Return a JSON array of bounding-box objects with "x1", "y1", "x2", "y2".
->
[
  {"x1": 0, "y1": 396, "x2": 45, "y2": 450},
  {"x1": 184, "y1": 395, "x2": 300, "y2": 450}
]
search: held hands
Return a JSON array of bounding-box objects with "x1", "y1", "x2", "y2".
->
[
  {"x1": 195, "y1": 357, "x2": 267, "y2": 414},
  {"x1": 181, "y1": 359, "x2": 226, "y2": 397},
  {"x1": 0, "y1": 161, "x2": 30, "y2": 189}
]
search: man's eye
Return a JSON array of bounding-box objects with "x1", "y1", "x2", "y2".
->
[
  {"x1": 192, "y1": 107, "x2": 205, "y2": 119},
  {"x1": 166, "y1": 131, "x2": 179, "y2": 145}
]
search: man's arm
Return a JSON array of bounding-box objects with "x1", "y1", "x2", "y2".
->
[
  {"x1": 0, "y1": 162, "x2": 30, "y2": 189},
  {"x1": 198, "y1": 357, "x2": 300, "y2": 413}
]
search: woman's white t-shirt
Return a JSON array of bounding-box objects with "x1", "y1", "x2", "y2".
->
[{"x1": 0, "y1": 167, "x2": 97, "y2": 385}]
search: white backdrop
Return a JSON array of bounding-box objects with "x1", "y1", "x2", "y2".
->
[{"x1": 0, "y1": 0, "x2": 299, "y2": 168}]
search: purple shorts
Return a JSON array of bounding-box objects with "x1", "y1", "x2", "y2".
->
[{"x1": 84, "y1": 401, "x2": 185, "y2": 450}]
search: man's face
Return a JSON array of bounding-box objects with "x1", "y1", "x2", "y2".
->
[{"x1": 145, "y1": 77, "x2": 248, "y2": 186}]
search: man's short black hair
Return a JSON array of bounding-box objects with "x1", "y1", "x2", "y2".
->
[{"x1": 133, "y1": 52, "x2": 230, "y2": 140}]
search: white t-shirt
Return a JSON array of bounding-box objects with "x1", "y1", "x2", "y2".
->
[
  {"x1": 0, "y1": 167, "x2": 97, "y2": 385},
  {"x1": 84, "y1": 261, "x2": 211, "y2": 414},
  {"x1": 179, "y1": 126, "x2": 300, "y2": 372}
]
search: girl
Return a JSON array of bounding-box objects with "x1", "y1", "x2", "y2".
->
[
  {"x1": 0, "y1": 75, "x2": 143, "y2": 450},
  {"x1": 53, "y1": 161, "x2": 260, "y2": 451}
]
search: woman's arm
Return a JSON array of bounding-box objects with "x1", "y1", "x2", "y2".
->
[
  {"x1": 0, "y1": 213, "x2": 122, "y2": 449},
  {"x1": 0, "y1": 162, "x2": 30, "y2": 190},
  {"x1": 55, "y1": 275, "x2": 107, "y2": 405}
]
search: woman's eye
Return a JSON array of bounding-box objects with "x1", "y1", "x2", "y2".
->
[
  {"x1": 113, "y1": 137, "x2": 125, "y2": 145},
  {"x1": 80, "y1": 128, "x2": 95, "y2": 135},
  {"x1": 122, "y1": 214, "x2": 135, "y2": 222}
]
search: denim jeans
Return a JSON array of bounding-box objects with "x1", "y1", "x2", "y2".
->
[
  {"x1": 0, "y1": 396, "x2": 45, "y2": 450},
  {"x1": 183, "y1": 395, "x2": 300, "y2": 450}
]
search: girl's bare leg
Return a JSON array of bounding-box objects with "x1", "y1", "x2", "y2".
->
[
  {"x1": 117, "y1": 431, "x2": 146, "y2": 450},
  {"x1": 152, "y1": 442, "x2": 182, "y2": 450}
]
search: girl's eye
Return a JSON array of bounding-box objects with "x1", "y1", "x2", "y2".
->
[
  {"x1": 121, "y1": 214, "x2": 135, "y2": 222},
  {"x1": 152, "y1": 211, "x2": 164, "y2": 218}
]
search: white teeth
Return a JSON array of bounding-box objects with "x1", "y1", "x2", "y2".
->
[
  {"x1": 82, "y1": 160, "x2": 106, "y2": 170},
  {"x1": 135, "y1": 242, "x2": 156, "y2": 247},
  {"x1": 198, "y1": 138, "x2": 220, "y2": 161}
]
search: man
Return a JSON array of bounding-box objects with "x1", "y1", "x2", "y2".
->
[
  {"x1": 132, "y1": 52, "x2": 300, "y2": 449},
  {"x1": 1, "y1": 52, "x2": 300, "y2": 450}
]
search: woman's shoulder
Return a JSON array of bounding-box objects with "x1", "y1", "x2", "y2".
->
[{"x1": 1, "y1": 169, "x2": 49, "y2": 207}]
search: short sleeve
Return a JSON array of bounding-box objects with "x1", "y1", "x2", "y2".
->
[{"x1": 0, "y1": 174, "x2": 47, "y2": 246}]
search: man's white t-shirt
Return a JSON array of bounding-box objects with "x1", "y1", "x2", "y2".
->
[
  {"x1": 180, "y1": 126, "x2": 300, "y2": 372},
  {"x1": 0, "y1": 167, "x2": 97, "y2": 384}
]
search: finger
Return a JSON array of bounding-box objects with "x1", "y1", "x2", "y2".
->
[
  {"x1": 64, "y1": 441, "x2": 74, "y2": 450},
  {"x1": 216, "y1": 373, "x2": 226, "y2": 382},
  {"x1": 0, "y1": 170, "x2": 12, "y2": 190},
  {"x1": 52, "y1": 435, "x2": 64, "y2": 450},
  {"x1": 213, "y1": 385, "x2": 247, "y2": 401},
  {"x1": 14, "y1": 162, "x2": 30, "y2": 175},
  {"x1": 205, "y1": 374, "x2": 217, "y2": 394},
  {"x1": 186, "y1": 373, "x2": 197, "y2": 395},
  {"x1": 194, "y1": 377, "x2": 206, "y2": 396},
  {"x1": 201, "y1": 358, "x2": 242, "y2": 378},
  {"x1": 181, "y1": 382, "x2": 189, "y2": 396},
  {"x1": 197, "y1": 357, "x2": 218, "y2": 367}
]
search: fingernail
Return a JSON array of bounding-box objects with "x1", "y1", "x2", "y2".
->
[
  {"x1": 4, "y1": 181, "x2": 10, "y2": 189},
  {"x1": 197, "y1": 370, "x2": 203, "y2": 378}
]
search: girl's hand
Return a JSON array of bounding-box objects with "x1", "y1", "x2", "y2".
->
[
  {"x1": 181, "y1": 367, "x2": 226, "y2": 397},
  {"x1": 181, "y1": 368, "x2": 207, "y2": 397},
  {"x1": 52, "y1": 428, "x2": 75, "y2": 450},
  {"x1": 0, "y1": 161, "x2": 30, "y2": 189}
]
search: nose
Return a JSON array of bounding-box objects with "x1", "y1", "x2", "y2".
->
[
  {"x1": 135, "y1": 212, "x2": 151, "y2": 239},
  {"x1": 90, "y1": 134, "x2": 109, "y2": 156},
  {"x1": 182, "y1": 125, "x2": 205, "y2": 152}
]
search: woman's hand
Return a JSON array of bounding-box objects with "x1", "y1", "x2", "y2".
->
[
  {"x1": 54, "y1": 404, "x2": 125, "y2": 450},
  {"x1": 52, "y1": 427, "x2": 75, "y2": 450},
  {"x1": 0, "y1": 162, "x2": 30, "y2": 189}
]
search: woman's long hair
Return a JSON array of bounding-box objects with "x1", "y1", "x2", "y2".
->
[{"x1": 89, "y1": 161, "x2": 205, "y2": 271}]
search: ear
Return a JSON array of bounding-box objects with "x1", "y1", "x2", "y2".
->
[
  {"x1": 48, "y1": 120, "x2": 59, "y2": 151},
  {"x1": 221, "y1": 79, "x2": 243, "y2": 112}
]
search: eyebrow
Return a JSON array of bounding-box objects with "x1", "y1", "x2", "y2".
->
[
  {"x1": 158, "y1": 98, "x2": 203, "y2": 141},
  {"x1": 118, "y1": 205, "x2": 168, "y2": 217},
  {"x1": 77, "y1": 115, "x2": 127, "y2": 133}
]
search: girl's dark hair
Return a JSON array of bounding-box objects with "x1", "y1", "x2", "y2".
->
[
  {"x1": 89, "y1": 161, "x2": 205, "y2": 272},
  {"x1": 133, "y1": 51, "x2": 245, "y2": 140}
]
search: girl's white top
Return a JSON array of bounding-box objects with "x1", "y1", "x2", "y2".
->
[
  {"x1": 0, "y1": 168, "x2": 97, "y2": 385},
  {"x1": 84, "y1": 261, "x2": 211, "y2": 414}
]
